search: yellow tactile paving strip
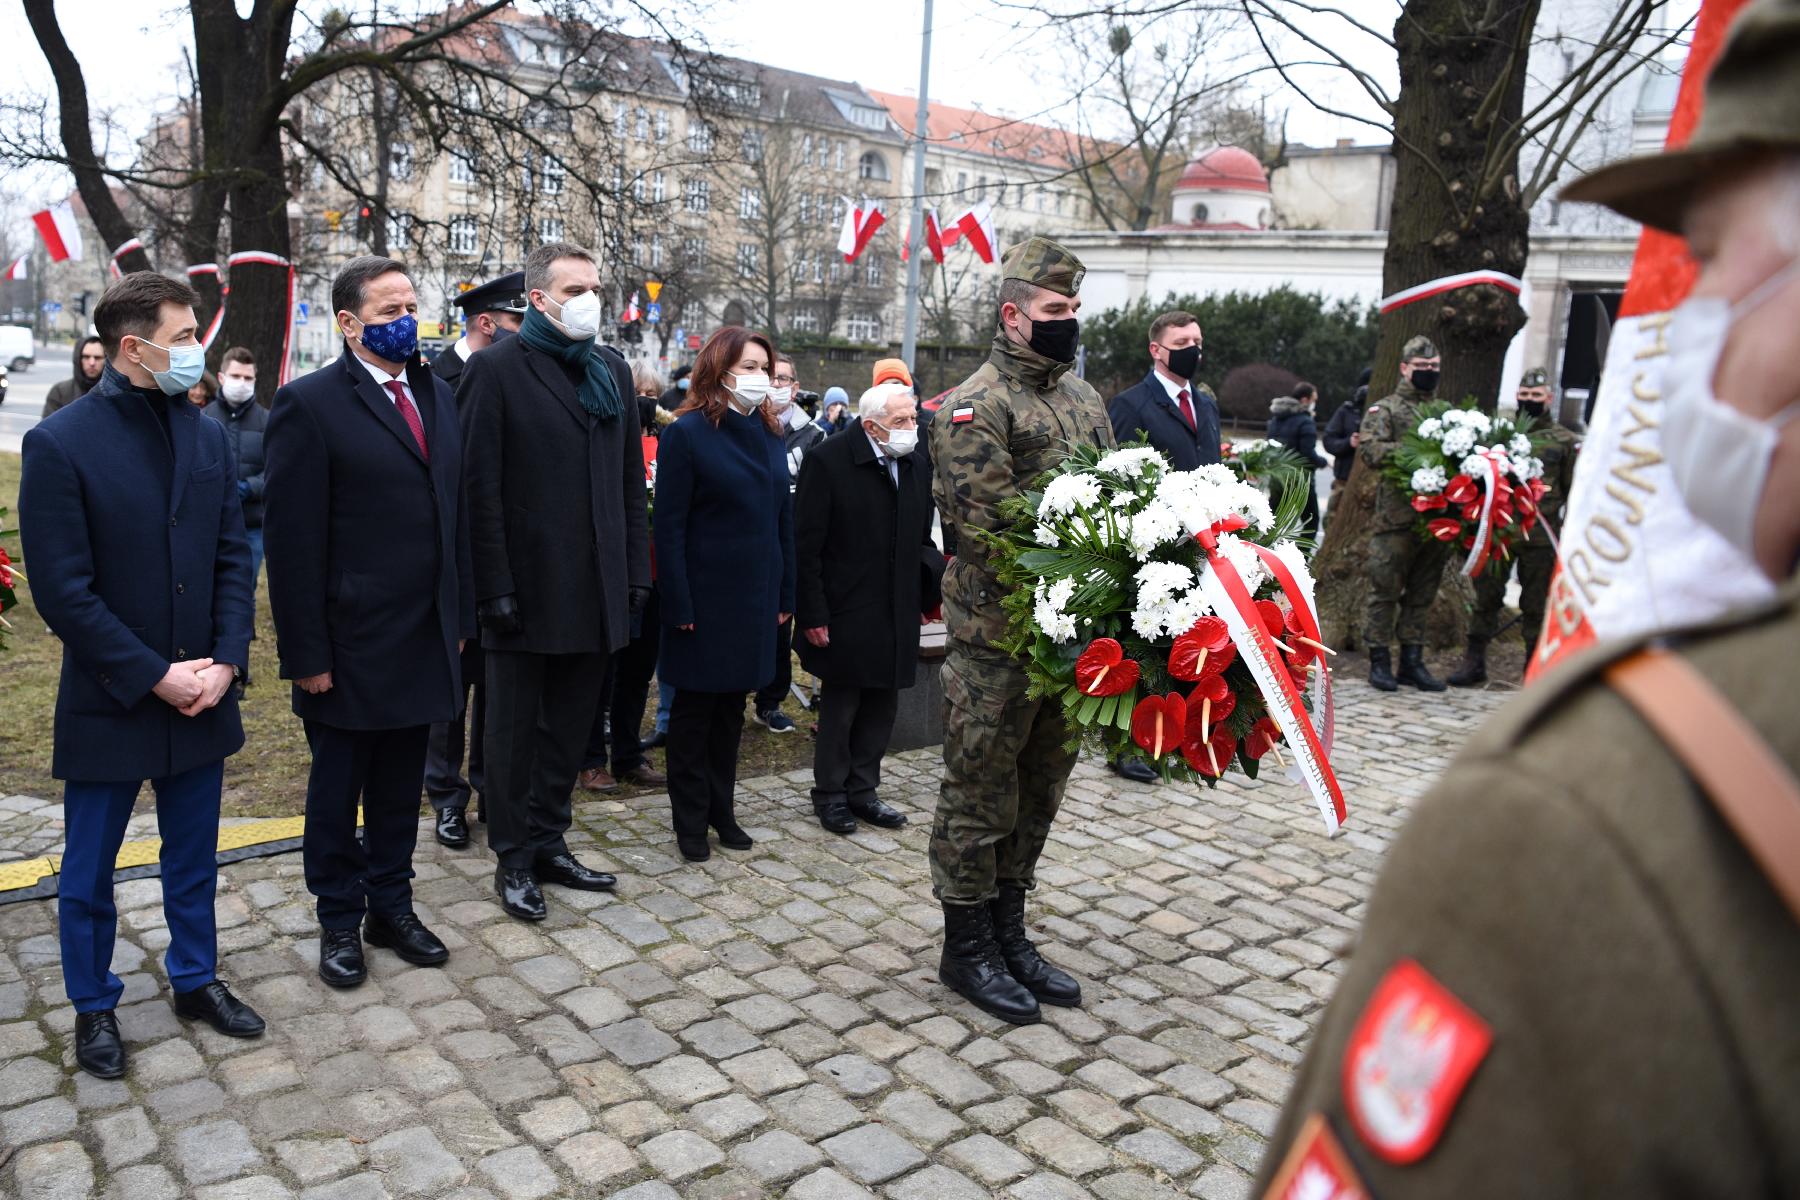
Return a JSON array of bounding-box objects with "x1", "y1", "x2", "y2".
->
[{"x1": 0, "y1": 811, "x2": 339, "y2": 896}]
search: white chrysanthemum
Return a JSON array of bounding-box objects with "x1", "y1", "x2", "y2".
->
[
  {"x1": 1417, "y1": 418, "x2": 1443, "y2": 440},
  {"x1": 1033, "y1": 522, "x2": 1061, "y2": 548},
  {"x1": 1127, "y1": 500, "x2": 1185, "y2": 560},
  {"x1": 1515, "y1": 455, "x2": 1545, "y2": 482},
  {"x1": 1440, "y1": 426, "x2": 1478, "y2": 457},
  {"x1": 1459, "y1": 453, "x2": 1494, "y2": 478},
  {"x1": 1211, "y1": 532, "x2": 1270, "y2": 593},
  {"x1": 1131, "y1": 561, "x2": 1206, "y2": 638},
  {"x1": 1154, "y1": 469, "x2": 1274, "y2": 538},
  {"x1": 1134, "y1": 561, "x2": 1194, "y2": 607},
  {"x1": 1096, "y1": 447, "x2": 1166, "y2": 478},
  {"x1": 1509, "y1": 433, "x2": 1532, "y2": 459},
  {"x1": 1109, "y1": 489, "x2": 1138, "y2": 509},
  {"x1": 1038, "y1": 471, "x2": 1104, "y2": 518},
  {"x1": 1033, "y1": 578, "x2": 1079, "y2": 644},
  {"x1": 1268, "y1": 539, "x2": 1317, "y2": 604},
  {"x1": 1410, "y1": 466, "x2": 1448, "y2": 495}
]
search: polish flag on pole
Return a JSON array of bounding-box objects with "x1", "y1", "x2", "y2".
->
[
  {"x1": 31, "y1": 203, "x2": 84, "y2": 262},
  {"x1": 836, "y1": 196, "x2": 886, "y2": 263},
  {"x1": 901, "y1": 207, "x2": 945, "y2": 264},
  {"x1": 940, "y1": 201, "x2": 998, "y2": 264},
  {"x1": 3, "y1": 255, "x2": 27, "y2": 282},
  {"x1": 620, "y1": 291, "x2": 641, "y2": 323}
]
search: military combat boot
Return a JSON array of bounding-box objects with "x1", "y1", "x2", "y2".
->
[
  {"x1": 991, "y1": 884, "x2": 1081, "y2": 1007},
  {"x1": 1368, "y1": 646, "x2": 1399, "y2": 692},
  {"x1": 1447, "y1": 638, "x2": 1489, "y2": 687},
  {"x1": 938, "y1": 901, "x2": 1041, "y2": 1025},
  {"x1": 1398, "y1": 644, "x2": 1448, "y2": 691}
]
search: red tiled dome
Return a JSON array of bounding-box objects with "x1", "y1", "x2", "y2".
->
[{"x1": 1175, "y1": 147, "x2": 1269, "y2": 194}]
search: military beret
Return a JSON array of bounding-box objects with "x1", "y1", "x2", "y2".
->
[
  {"x1": 1001, "y1": 236, "x2": 1086, "y2": 298},
  {"x1": 1520, "y1": 367, "x2": 1549, "y2": 388},
  {"x1": 454, "y1": 271, "x2": 528, "y2": 316},
  {"x1": 1401, "y1": 334, "x2": 1440, "y2": 360}
]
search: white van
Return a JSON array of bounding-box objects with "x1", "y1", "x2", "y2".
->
[{"x1": 0, "y1": 326, "x2": 34, "y2": 372}]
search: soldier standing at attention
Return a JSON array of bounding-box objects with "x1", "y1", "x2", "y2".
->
[
  {"x1": 1255, "y1": 1, "x2": 1800, "y2": 1192},
  {"x1": 928, "y1": 237, "x2": 1114, "y2": 1026},
  {"x1": 1448, "y1": 368, "x2": 1581, "y2": 685},
  {"x1": 1361, "y1": 335, "x2": 1449, "y2": 692}
]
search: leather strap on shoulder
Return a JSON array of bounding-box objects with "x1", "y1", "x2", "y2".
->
[{"x1": 1606, "y1": 647, "x2": 1800, "y2": 924}]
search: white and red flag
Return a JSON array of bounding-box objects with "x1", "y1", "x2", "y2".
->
[
  {"x1": 940, "y1": 201, "x2": 998, "y2": 264},
  {"x1": 3, "y1": 255, "x2": 27, "y2": 282},
  {"x1": 620, "y1": 291, "x2": 641, "y2": 323},
  {"x1": 901, "y1": 207, "x2": 944, "y2": 264},
  {"x1": 31, "y1": 203, "x2": 84, "y2": 262},
  {"x1": 836, "y1": 196, "x2": 885, "y2": 263}
]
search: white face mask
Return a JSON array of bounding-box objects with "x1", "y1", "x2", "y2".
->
[
  {"x1": 545, "y1": 290, "x2": 602, "y2": 340},
  {"x1": 878, "y1": 424, "x2": 918, "y2": 457},
  {"x1": 1661, "y1": 262, "x2": 1800, "y2": 560},
  {"x1": 220, "y1": 378, "x2": 256, "y2": 405},
  {"x1": 727, "y1": 371, "x2": 770, "y2": 413},
  {"x1": 767, "y1": 385, "x2": 794, "y2": 410}
]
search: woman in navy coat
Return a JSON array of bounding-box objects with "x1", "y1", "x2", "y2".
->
[{"x1": 654, "y1": 327, "x2": 794, "y2": 861}]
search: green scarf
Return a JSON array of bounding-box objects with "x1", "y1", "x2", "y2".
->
[{"x1": 518, "y1": 305, "x2": 622, "y2": 421}]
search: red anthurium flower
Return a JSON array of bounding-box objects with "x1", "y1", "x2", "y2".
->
[
  {"x1": 1130, "y1": 693, "x2": 1186, "y2": 760},
  {"x1": 1185, "y1": 675, "x2": 1237, "y2": 739},
  {"x1": 1461, "y1": 533, "x2": 1477, "y2": 550},
  {"x1": 1530, "y1": 478, "x2": 1550, "y2": 501},
  {"x1": 1254, "y1": 601, "x2": 1286, "y2": 641},
  {"x1": 1444, "y1": 474, "x2": 1477, "y2": 505},
  {"x1": 1242, "y1": 717, "x2": 1283, "y2": 760},
  {"x1": 1411, "y1": 493, "x2": 1448, "y2": 512},
  {"x1": 1427, "y1": 518, "x2": 1463, "y2": 542},
  {"x1": 1074, "y1": 638, "x2": 1140, "y2": 697},
  {"x1": 1516, "y1": 491, "x2": 1538, "y2": 519},
  {"x1": 1169, "y1": 616, "x2": 1233, "y2": 681},
  {"x1": 1182, "y1": 723, "x2": 1238, "y2": 778}
]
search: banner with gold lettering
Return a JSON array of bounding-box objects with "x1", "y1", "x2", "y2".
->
[{"x1": 1528, "y1": 0, "x2": 1767, "y2": 681}]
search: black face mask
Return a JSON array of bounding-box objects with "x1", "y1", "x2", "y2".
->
[
  {"x1": 1163, "y1": 344, "x2": 1202, "y2": 380},
  {"x1": 1409, "y1": 368, "x2": 1440, "y2": 393},
  {"x1": 1519, "y1": 400, "x2": 1547, "y2": 420},
  {"x1": 1026, "y1": 316, "x2": 1080, "y2": 364}
]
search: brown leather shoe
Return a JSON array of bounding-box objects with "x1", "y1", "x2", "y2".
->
[
  {"x1": 619, "y1": 764, "x2": 668, "y2": 787},
  {"x1": 578, "y1": 767, "x2": 619, "y2": 793}
]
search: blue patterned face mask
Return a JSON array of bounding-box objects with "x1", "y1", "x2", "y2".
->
[{"x1": 355, "y1": 313, "x2": 418, "y2": 362}]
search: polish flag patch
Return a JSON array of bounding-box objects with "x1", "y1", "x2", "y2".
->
[
  {"x1": 1342, "y1": 959, "x2": 1492, "y2": 1165},
  {"x1": 951, "y1": 407, "x2": 975, "y2": 425},
  {"x1": 1262, "y1": 1114, "x2": 1368, "y2": 1200}
]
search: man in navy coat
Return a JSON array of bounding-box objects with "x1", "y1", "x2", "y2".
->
[
  {"x1": 19, "y1": 272, "x2": 265, "y2": 1079},
  {"x1": 264, "y1": 256, "x2": 475, "y2": 989},
  {"x1": 1106, "y1": 307, "x2": 1221, "y2": 784}
]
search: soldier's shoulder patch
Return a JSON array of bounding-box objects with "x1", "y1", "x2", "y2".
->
[
  {"x1": 951, "y1": 407, "x2": 975, "y2": 425},
  {"x1": 1342, "y1": 958, "x2": 1492, "y2": 1165},
  {"x1": 1262, "y1": 1114, "x2": 1369, "y2": 1200}
]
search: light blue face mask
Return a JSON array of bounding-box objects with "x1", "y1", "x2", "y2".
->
[{"x1": 137, "y1": 337, "x2": 207, "y2": 396}]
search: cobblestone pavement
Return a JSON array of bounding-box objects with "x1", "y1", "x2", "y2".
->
[{"x1": 0, "y1": 677, "x2": 1510, "y2": 1200}]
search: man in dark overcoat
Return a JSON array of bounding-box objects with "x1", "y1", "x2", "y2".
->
[
  {"x1": 460, "y1": 242, "x2": 650, "y2": 921},
  {"x1": 795, "y1": 381, "x2": 942, "y2": 834},
  {"x1": 20, "y1": 271, "x2": 264, "y2": 1078},
  {"x1": 264, "y1": 255, "x2": 475, "y2": 988}
]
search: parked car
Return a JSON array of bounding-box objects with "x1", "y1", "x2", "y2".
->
[{"x1": 0, "y1": 326, "x2": 34, "y2": 372}]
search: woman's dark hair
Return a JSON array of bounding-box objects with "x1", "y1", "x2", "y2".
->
[
  {"x1": 1291, "y1": 382, "x2": 1317, "y2": 402},
  {"x1": 681, "y1": 326, "x2": 781, "y2": 434}
]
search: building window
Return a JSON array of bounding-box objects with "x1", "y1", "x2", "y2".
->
[
  {"x1": 654, "y1": 109, "x2": 670, "y2": 143},
  {"x1": 634, "y1": 107, "x2": 649, "y2": 141},
  {"x1": 386, "y1": 211, "x2": 413, "y2": 248},
  {"x1": 449, "y1": 150, "x2": 476, "y2": 184},
  {"x1": 956, "y1": 171, "x2": 968, "y2": 196},
  {"x1": 791, "y1": 306, "x2": 819, "y2": 334},
  {"x1": 802, "y1": 133, "x2": 813, "y2": 164},
  {"x1": 739, "y1": 186, "x2": 761, "y2": 220},
  {"x1": 651, "y1": 171, "x2": 666, "y2": 204},
  {"x1": 799, "y1": 193, "x2": 813, "y2": 225},
  {"x1": 736, "y1": 243, "x2": 758, "y2": 278},
  {"x1": 812, "y1": 250, "x2": 824, "y2": 283},
  {"x1": 681, "y1": 235, "x2": 706, "y2": 265},
  {"x1": 539, "y1": 216, "x2": 564, "y2": 243},
  {"x1": 389, "y1": 143, "x2": 413, "y2": 182},
  {"x1": 829, "y1": 258, "x2": 842, "y2": 284},
  {"x1": 846, "y1": 311, "x2": 881, "y2": 342},
  {"x1": 864, "y1": 255, "x2": 882, "y2": 287},
  {"x1": 741, "y1": 129, "x2": 762, "y2": 164},
  {"x1": 685, "y1": 177, "x2": 710, "y2": 213},
  {"x1": 1034, "y1": 187, "x2": 1045, "y2": 213},
  {"x1": 650, "y1": 234, "x2": 664, "y2": 268},
  {"x1": 858, "y1": 152, "x2": 888, "y2": 181},
  {"x1": 449, "y1": 215, "x2": 477, "y2": 256},
  {"x1": 1055, "y1": 190, "x2": 1065, "y2": 214},
  {"x1": 613, "y1": 101, "x2": 626, "y2": 138},
  {"x1": 633, "y1": 173, "x2": 646, "y2": 203},
  {"x1": 977, "y1": 175, "x2": 987, "y2": 199},
  {"x1": 541, "y1": 157, "x2": 565, "y2": 195},
  {"x1": 632, "y1": 235, "x2": 645, "y2": 265},
  {"x1": 688, "y1": 120, "x2": 713, "y2": 153}
]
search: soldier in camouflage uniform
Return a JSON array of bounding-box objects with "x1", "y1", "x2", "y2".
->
[
  {"x1": 927, "y1": 236, "x2": 1114, "y2": 1026},
  {"x1": 1449, "y1": 368, "x2": 1583, "y2": 685},
  {"x1": 1362, "y1": 335, "x2": 1451, "y2": 692}
]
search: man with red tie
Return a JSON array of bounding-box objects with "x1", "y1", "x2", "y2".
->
[
  {"x1": 1105, "y1": 308, "x2": 1221, "y2": 783},
  {"x1": 264, "y1": 256, "x2": 475, "y2": 989}
]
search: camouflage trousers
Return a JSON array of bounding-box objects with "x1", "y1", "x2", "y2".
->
[
  {"x1": 1468, "y1": 541, "x2": 1557, "y2": 645},
  {"x1": 1364, "y1": 530, "x2": 1453, "y2": 647},
  {"x1": 929, "y1": 641, "x2": 1079, "y2": 905}
]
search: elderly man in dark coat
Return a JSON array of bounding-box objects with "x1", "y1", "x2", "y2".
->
[
  {"x1": 20, "y1": 272, "x2": 263, "y2": 1078},
  {"x1": 460, "y1": 242, "x2": 650, "y2": 921},
  {"x1": 264, "y1": 255, "x2": 475, "y2": 989},
  {"x1": 795, "y1": 381, "x2": 942, "y2": 834}
]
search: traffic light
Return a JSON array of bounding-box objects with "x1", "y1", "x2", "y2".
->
[
  {"x1": 74, "y1": 290, "x2": 91, "y2": 317},
  {"x1": 355, "y1": 205, "x2": 373, "y2": 237}
]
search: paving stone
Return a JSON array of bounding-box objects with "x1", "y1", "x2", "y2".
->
[
  {"x1": 1091, "y1": 1171, "x2": 1186, "y2": 1200},
  {"x1": 559, "y1": 986, "x2": 634, "y2": 1028},
  {"x1": 887, "y1": 1164, "x2": 990, "y2": 1200},
  {"x1": 638, "y1": 1054, "x2": 732, "y2": 1106},
  {"x1": 819, "y1": 1123, "x2": 928, "y2": 1184},
  {"x1": 875, "y1": 1088, "x2": 966, "y2": 1148},
  {"x1": 518, "y1": 1095, "x2": 592, "y2": 1144},
  {"x1": 1189, "y1": 1164, "x2": 1253, "y2": 1200},
  {"x1": 0, "y1": 1056, "x2": 61, "y2": 1104},
  {"x1": 731, "y1": 1128, "x2": 825, "y2": 1184},
  {"x1": 274, "y1": 1138, "x2": 364, "y2": 1185},
  {"x1": 134, "y1": 1036, "x2": 207, "y2": 1083},
  {"x1": 594, "y1": 1017, "x2": 681, "y2": 1066},
  {"x1": 366, "y1": 1125, "x2": 465, "y2": 1195},
  {"x1": 194, "y1": 1176, "x2": 296, "y2": 1200},
  {"x1": 94, "y1": 1106, "x2": 157, "y2": 1168},
  {"x1": 600, "y1": 1099, "x2": 676, "y2": 1142},
  {"x1": 682, "y1": 1017, "x2": 764, "y2": 1060},
  {"x1": 638, "y1": 1129, "x2": 725, "y2": 1180},
  {"x1": 1135, "y1": 1095, "x2": 1225, "y2": 1140},
  {"x1": 104, "y1": 1164, "x2": 183, "y2": 1200},
  {"x1": 894, "y1": 1046, "x2": 996, "y2": 1107},
  {"x1": 608, "y1": 1184, "x2": 683, "y2": 1200},
  {"x1": 1, "y1": 1096, "x2": 77, "y2": 1145},
  {"x1": 1007, "y1": 1172, "x2": 1095, "y2": 1200},
  {"x1": 172, "y1": 1119, "x2": 266, "y2": 1185},
  {"x1": 814, "y1": 1052, "x2": 891, "y2": 1097},
  {"x1": 1012, "y1": 1116, "x2": 1113, "y2": 1177},
  {"x1": 553, "y1": 1130, "x2": 639, "y2": 1185},
  {"x1": 1158, "y1": 1062, "x2": 1236, "y2": 1108},
  {"x1": 476, "y1": 1145, "x2": 560, "y2": 1199},
  {"x1": 149, "y1": 1077, "x2": 229, "y2": 1122},
  {"x1": 769, "y1": 1082, "x2": 866, "y2": 1139},
  {"x1": 690, "y1": 1094, "x2": 769, "y2": 1140},
  {"x1": 14, "y1": 1141, "x2": 96, "y2": 1200},
  {"x1": 787, "y1": 1168, "x2": 879, "y2": 1200},
  {"x1": 943, "y1": 1134, "x2": 1035, "y2": 1187}
]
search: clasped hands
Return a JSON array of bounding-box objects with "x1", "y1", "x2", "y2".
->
[{"x1": 153, "y1": 657, "x2": 236, "y2": 717}]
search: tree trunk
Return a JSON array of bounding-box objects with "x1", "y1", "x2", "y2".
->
[{"x1": 1311, "y1": 0, "x2": 1538, "y2": 648}]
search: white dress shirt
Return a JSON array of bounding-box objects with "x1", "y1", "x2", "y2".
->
[
  {"x1": 865, "y1": 429, "x2": 899, "y2": 486},
  {"x1": 354, "y1": 353, "x2": 414, "y2": 407}
]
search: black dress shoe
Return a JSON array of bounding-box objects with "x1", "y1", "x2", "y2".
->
[
  {"x1": 1111, "y1": 756, "x2": 1160, "y2": 785},
  {"x1": 318, "y1": 928, "x2": 367, "y2": 989},
  {"x1": 847, "y1": 794, "x2": 907, "y2": 828},
  {"x1": 364, "y1": 911, "x2": 449, "y2": 965},
  {"x1": 495, "y1": 867, "x2": 547, "y2": 920},
  {"x1": 435, "y1": 807, "x2": 471, "y2": 849},
  {"x1": 677, "y1": 837, "x2": 711, "y2": 862},
  {"x1": 174, "y1": 980, "x2": 267, "y2": 1037},
  {"x1": 74, "y1": 1010, "x2": 127, "y2": 1078},
  {"x1": 714, "y1": 822, "x2": 754, "y2": 851},
  {"x1": 813, "y1": 794, "x2": 856, "y2": 835},
  {"x1": 645, "y1": 730, "x2": 667, "y2": 750},
  {"x1": 534, "y1": 852, "x2": 616, "y2": 892}
]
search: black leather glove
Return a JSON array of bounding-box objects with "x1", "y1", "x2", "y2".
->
[
  {"x1": 478, "y1": 594, "x2": 522, "y2": 635},
  {"x1": 629, "y1": 586, "x2": 651, "y2": 616}
]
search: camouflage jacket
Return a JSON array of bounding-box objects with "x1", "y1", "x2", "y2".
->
[
  {"x1": 1360, "y1": 379, "x2": 1435, "y2": 532},
  {"x1": 1527, "y1": 422, "x2": 1582, "y2": 545},
  {"x1": 930, "y1": 332, "x2": 1114, "y2": 649}
]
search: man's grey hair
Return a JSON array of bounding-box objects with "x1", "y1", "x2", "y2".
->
[
  {"x1": 524, "y1": 241, "x2": 597, "y2": 294},
  {"x1": 331, "y1": 255, "x2": 408, "y2": 318},
  {"x1": 858, "y1": 381, "x2": 911, "y2": 422}
]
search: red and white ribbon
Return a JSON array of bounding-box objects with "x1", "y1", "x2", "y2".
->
[
  {"x1": 186, "y1": 264, "x2": 227, "y2": 348},
  {"x1": 1460, "y1": 452, "x2": 1505, "y2": 578},
  {"x1": 1250, "y1": 543, "x2": 1336, "y2": 760},
  {"x1": 225, "y1": 251, "x2": 298, "y2": 385},
  {"x1": 185, "y1": 263, "x2": 220, "y2": 277},
  {"x1": 1378, "y1": 270, "x2": 1522, "y2": 315},
  {"x1": 107, "y1": 237, "x2": 144, "y2": 278},
  {"x1": 1194, "y1": 518, "x2": 1347, "y2": 834}
]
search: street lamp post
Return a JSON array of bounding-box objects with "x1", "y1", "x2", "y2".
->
[{"x1": 899, "y1": 0, "x2": 933, "y2": 375}]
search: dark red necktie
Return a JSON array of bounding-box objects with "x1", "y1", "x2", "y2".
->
[
  {"x1": 384, "y1": 380, "x2": 429, "y2": 460},
  {"x1": 1177, "y1": 388, "x2": 1196, "y2": 432}
]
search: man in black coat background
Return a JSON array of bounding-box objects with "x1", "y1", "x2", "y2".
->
[
  {"x1": 425, "y1": 271, "x2": 527, "y2": 849},
  {"x1": 460, "y1": 241, "x2": 650, "y2": 921},
  {"x1": 795, "y1": 381, "x2": 943, "y2": 835},
  {"x1": 264, "y1": 255, "x2": 475, "y2": 989}
]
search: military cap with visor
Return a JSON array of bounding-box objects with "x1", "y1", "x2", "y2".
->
[
  {"x1": 454, "y1": 271, "x2": 529, "y2": 317},
  {"x1": 1001, "y1": 237, "x2": 1087, "y2": 298}
]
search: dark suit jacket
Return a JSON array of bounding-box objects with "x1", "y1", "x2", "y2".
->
[
  {"x1": 1108, "y1": 370, "x2": 1222, "y2": 470},
  {"x1": 263, "y1": 349, "x2": 475, "y2": 730},
  {"x1": 654, "y1": 407, "x2": 795, "y2": 694},
  {"x1": 431, "y1": 342, "x2": 467, "y2": 395},
  {"x1": 19, "y1": 367, "x2": 253, "y2": 782},
  {"x1": 459, "y1": 336, "x2": 649, "y2": 656},
  {"x1": 793, "y1": 430, "x2": 940, "y2": 690}
]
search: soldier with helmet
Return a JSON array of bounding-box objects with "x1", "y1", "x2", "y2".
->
[{"x1": 927, "y1": 236, "x2": 1113, "y2": 1026}]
